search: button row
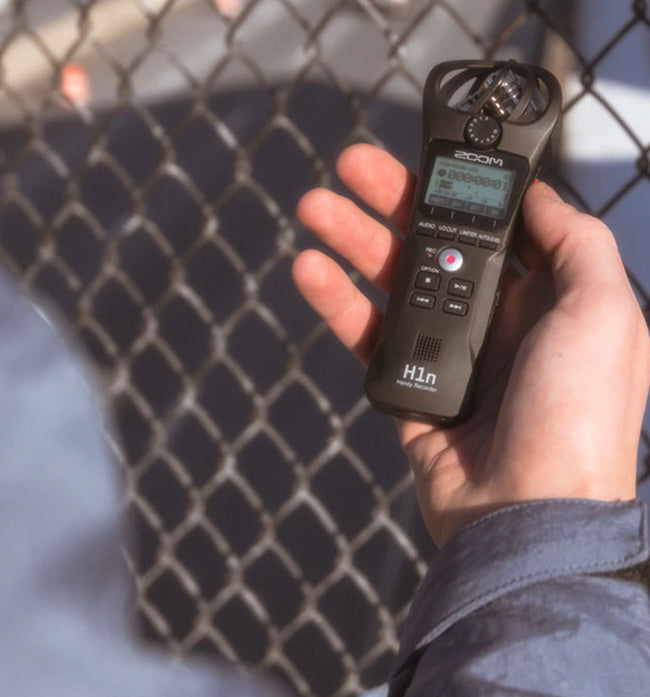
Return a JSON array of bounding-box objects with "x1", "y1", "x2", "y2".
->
[
  {"x1": 410, "y1": 276, "x2": 474, "y2": 316},
  {"x1": 418, "y1": 207, "x2": 500, "y2": 230},
  {"x1": 409, "y1": 294, "x2": 469, "y2": 316},
  {"x1": 417, "y1": 221, "x2": 500, "y2": 250},
  {"x1": 415, "y1": 274, "x2": 474, "y2": 297}
]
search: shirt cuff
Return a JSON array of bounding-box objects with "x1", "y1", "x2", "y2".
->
[{"x1": 395, "y1": 498, "x2": 649, "y2": 673}]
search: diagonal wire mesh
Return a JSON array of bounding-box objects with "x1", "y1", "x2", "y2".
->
[{"x1": 0, "y1": 1, "x2": 649, "y2": 695}]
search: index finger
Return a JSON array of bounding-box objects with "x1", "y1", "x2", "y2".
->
[{"x1": 336, "y1": 144, "x2": 416, "y2": 231}]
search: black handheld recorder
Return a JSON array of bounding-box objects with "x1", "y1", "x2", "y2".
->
[{"x1": 364, "y1": 60, "x2": 562, "y2": 425}]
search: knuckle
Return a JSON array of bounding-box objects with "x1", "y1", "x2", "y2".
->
[
  {"x1": 573, "y1": 211, "x2": 618, "y2": 247},
  {"x1": 336, "y1": 143, "x2": 370, "y2": 179}
]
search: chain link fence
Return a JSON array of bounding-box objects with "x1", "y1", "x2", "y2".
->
[{"x1": 0, "y1": 1, "x2": 649, "y2": 695}]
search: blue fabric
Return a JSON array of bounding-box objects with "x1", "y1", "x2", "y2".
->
[
  {"x1": 387, "y1": 499, "x2": 650, "y2": 696},
  {"x1": 1, "y1": 270, "x2": 649, "y2": 696},
  {"x1": 0, "y1": 274, "x2": 283, "y2": 697}
]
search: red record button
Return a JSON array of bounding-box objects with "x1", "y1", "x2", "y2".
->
[{"x1": 438, "y1": 248, "x2": 463, "y2": 272}]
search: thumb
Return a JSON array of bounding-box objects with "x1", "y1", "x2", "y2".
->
[{"x1": 522, "y1": 182, "x2": 630, "y2": 305}]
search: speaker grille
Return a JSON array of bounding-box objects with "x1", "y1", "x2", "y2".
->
[{"x1": 412, "y1": 334, "x2": 442, "y2": 363}]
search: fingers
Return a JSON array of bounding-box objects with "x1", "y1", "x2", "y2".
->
[
  {"x1": 291, "y1": 249, "x2": 383, "y2": 366},
  {"x1": 522, "y1": 183, "x2": 631, "y2": 305},
  {"x1": 297, "y1": 188, "x2": 403, "y2": 293},
  {"x1": 336, "y1": 144, "x2": 416, "y2": 230},
  {"x1": 294, "y1": 144, "x2": 414, "y2": 367},
  {"x1": 297, "y1": 144, "x2": 416, "y2": 293}
]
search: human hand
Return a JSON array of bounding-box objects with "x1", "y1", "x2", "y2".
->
[{"x1": 293, "y1": 144, "x2": 650, "y2": 547}]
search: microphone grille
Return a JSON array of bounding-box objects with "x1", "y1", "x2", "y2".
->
[
  {"x1": 443, "y1": 62, "x2": 548, "y2": 123},
  {"x1": 413, "y1": 334, "x2": 443, "y2": 363}
]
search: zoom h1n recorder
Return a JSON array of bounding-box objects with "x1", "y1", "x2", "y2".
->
[{"x1": 365, "y1": 60, "x2": 562, "y2": 425}]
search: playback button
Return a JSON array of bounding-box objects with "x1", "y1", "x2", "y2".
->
[
  {"x1": 442, "y1": 299, "x2": 469, "y2": 316},
  {"x1": 410, "y1": 292, "x2": 435, "y2": 309},
  {"x1": 448, "y1": 278, "x2": 473, "y2": 298}
]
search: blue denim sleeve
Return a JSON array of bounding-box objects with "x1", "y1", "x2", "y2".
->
[{"x1": 385, "y1": 499, "x2": 650, "y2": 697}]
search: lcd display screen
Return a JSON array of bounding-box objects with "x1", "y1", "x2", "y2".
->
[{"x1": 424, "y1": 155, "x2": 516, "y2": 219}]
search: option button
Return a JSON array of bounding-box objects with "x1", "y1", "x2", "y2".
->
[{"x1": 415, "y1": 271, "x2": 441, "y2": 291}]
